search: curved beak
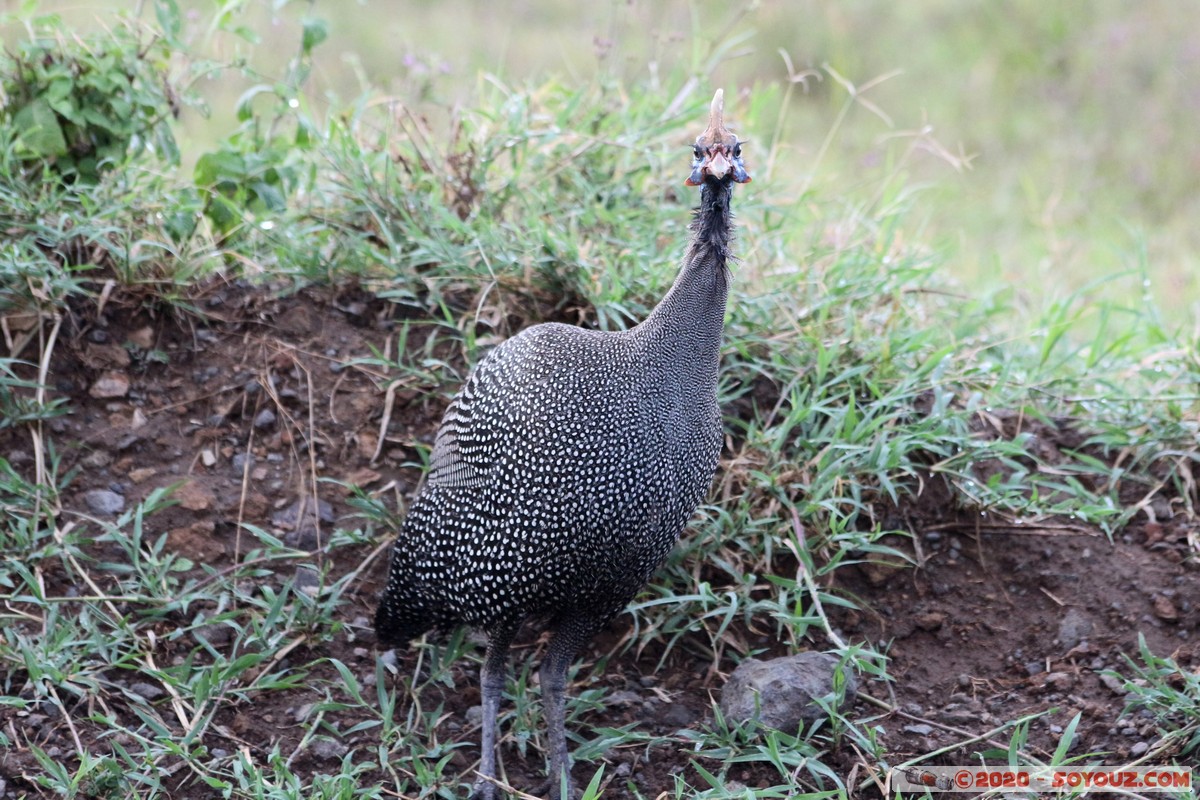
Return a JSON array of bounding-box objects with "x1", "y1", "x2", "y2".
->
[
  {"x1": 685, "y1": 148, "x2": 750, "y2": 186},
  {"x1": 705, "y1": 151, "x2": 731, "y2": 181}
]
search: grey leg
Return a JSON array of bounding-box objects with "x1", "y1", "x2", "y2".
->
[
  {"x1": 472, "y1": 629, "x2": 515, "y2": 800},
  {"x1": 540, "y1": 617, "x2": 596, "y2": 800}
]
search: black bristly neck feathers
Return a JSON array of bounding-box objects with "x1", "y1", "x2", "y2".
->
[
  {"x1": 691, "y1": 175, "x2": 736, "y2": 267},
  {"x1": 637, "y1": 173, "x2": 734, "y2": 352}
]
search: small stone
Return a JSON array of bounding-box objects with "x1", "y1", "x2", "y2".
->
[
  {"x1": 660, "y1": 702, "x2": 698, "y2": 728},
  {"x1": 465, "y1": 705, "x2": 484, "y2": 726},
  {"x1": 903, "y1": 723, "x2": 934, "y2": 736},
  {"x1": 130, "y1": 407, "x2": 148, "y2": 429},
  {"x1": 719, "y1": 653, "x2": 857, "y2": 733},
  {"x1": 200, "y1": 449, "x2": 217, "y2": 467},
  {"x1": 607, "y1": 690, "x2": 642, "y2": 706},
  {"x1": 254, "y1": 408, "x2": 277, "y2": 429},
  {"x1": 174, "y1": 480, "x2": 215, "y2": 511},
  {"x1": 914, "y1": 612, "x2": 946, "y2": 631},
  {"x1": 116, "y1": 433, "x2": 143, "y2": 451},
  {"x1": 293, "y1": 703, "x2": 314, "y2": 723},
  {"x1": 195, "y1": 623, "x2": 234, "y2": 647},
  {"x1": 1099, "y1": 673, "x2": 1128, "y2": 695},
  {"x1": 89, "y1": 371, "x2": 129, "y2": 399},
  {"x1": 129, "y1": 467, "x2": 157, "y2": 484},
  {"x1": 1153, "y1": 596, "x2": 1178, "y2": 622},
  {"x1": 232, "y1": 453, "x2": 254, "y2": 473},
  {"x1": 293, "y1": 567, "x2": 320, "y2": 595},
  {"x1": 273, "y1": 497, "x2": 335, "y2": 529},
  {"x1": 1043, "y1": 672, "x2": 1074, "y2": 692},
  {"x1": 128, "y1": 681, "x2": 165, "y2": 701},
  {"x1": 127, "y1": 326, "x2": 155, "y2": 349},
  {"x1": 1025, "y1": 661, "x2": 1044, "y2": 677},
  {"x1": 859, "y1": 560, "x2": 905, "y2": 586},
  {"x1": 83, "y1": 489, "x2": 124, "y2": 515},
  {"x1": 940, "y1": 707, "x2": 980, "y2": 726},
  {"x1": 1057, "y1": 608, "x2": 1093, "y2": 649},
  {"x1": 1129, "y1": 741, "x2": 1149, "y2": 757},
  {"x1": 311, "y1": 738, "x2": 348, "y2": 760},
  {"x1": 82, "y1": 450, "x2": 113, "y2": 469}
]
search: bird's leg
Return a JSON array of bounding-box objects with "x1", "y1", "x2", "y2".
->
[
  {"x1": 540, "y1": 619, "x2": 595, "y2": 800},
  {"x1": 472, "y1": 629, "x2": 515, "y2": 800}
]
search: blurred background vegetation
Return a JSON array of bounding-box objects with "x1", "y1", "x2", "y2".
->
[{"x1": 10, "y1": 0, "x2": 1198, "y2": 324}]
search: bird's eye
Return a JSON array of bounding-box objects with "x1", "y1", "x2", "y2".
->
[
  {"x1": 693, "y1": 145, "x2": 702, "y2": 159},
  {"x1": 733, "y1": 142, "x2": 742, "y2": 158}
]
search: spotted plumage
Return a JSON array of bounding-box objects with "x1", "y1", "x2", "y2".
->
[{"x1": 376, "y1": 89, "x2": 751, "y2": 800}]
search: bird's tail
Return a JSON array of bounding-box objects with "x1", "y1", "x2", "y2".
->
[{"x1": 373, "y1": 596, "x2": 432, "y2": 648}]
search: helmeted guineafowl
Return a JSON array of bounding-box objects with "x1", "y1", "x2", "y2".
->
[{"x1": 375, "y1": 89, "x2": 751, "y2": 800}]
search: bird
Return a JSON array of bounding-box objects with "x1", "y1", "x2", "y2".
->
[{"x1": 375, "y1": 89, "x2": 751, "y2": 800}]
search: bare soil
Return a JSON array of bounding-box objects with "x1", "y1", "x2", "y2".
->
[{"x1": 1, "y1": 286, "x2": 1196, "y2": 798}]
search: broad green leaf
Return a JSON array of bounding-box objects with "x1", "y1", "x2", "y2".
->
[{"x1": 13, "y1": 98, "x2": 67, "y2": 157}]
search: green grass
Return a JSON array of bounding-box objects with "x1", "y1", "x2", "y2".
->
[
  {"x1": 18, "y1": 0, "x2": 1200, "y2": 324},
  {"x1": 0, "y1": 2, "x2": 1198, "y2": 798}
]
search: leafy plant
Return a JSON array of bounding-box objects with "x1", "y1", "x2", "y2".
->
[{"x1": 0, "y1": 19, "x2": 180, "y2": 182}]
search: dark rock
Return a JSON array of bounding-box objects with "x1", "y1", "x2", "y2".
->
[
  {"x1": 940, "y1": 708, "x2": 981, "y2": 726},
  {"x1": 83, "y1": 489, "x2": 124, "y2": 515},
  {"x1": 82, "y1": 449, "x2": 113, "y2": 469},
  {"x1": 292, "y1": 567, "x2": 320, "y2": 594},
  {"x1": 719, "y1": 652, "x2": 857, "y2": 732},
  {"x1": 607, "y1": 689, "x2": 642, "y2": 706},
  {"x1": 659, "y1": 702, "x2": 699, "y2": 729},
  {"x1": 1043, "y1": 672, "x2": 1074, "y2": 692},
  {"x1": 1057, "y1": 608, "x2": 1093, "y2": 648},
  {"x1": 129, "y1": 681, "x2": 165, "y2": 701},
  {"x1": 311, "y1": 738, "x2": 348, "y2": 760},
  {"x1": 1098, "y1": 673, "x2": 1128, "y2": 695},
  {"x1": 254, "y1": 408, "x2": 277, "y2": 429},
  {"x1": 195, "y1": 623, "x2": 234, "y2": 647},
  {"x1": 293, "y1": 703, "x2": 314, "y2": 723}
]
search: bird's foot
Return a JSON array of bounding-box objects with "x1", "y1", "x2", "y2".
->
[
  {"x1": 531, "y1": 775, "x2": 580, "y2": 800},
  {"x1": 469, "y1": 777, "x2": 498, "y2": 800}
]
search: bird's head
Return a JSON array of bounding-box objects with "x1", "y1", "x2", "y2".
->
[{"x1": 686, "y1": 89, "x2": 752, "y2": 187}]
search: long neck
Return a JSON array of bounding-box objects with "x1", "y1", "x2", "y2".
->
[
  {"x1": 689, "y1": 177, "x2": 736, "y2": 265},
  {"x1": 639, "y1": 178, "x2": 734, "y2": 359}
]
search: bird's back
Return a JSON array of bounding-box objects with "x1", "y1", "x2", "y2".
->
[{"x1": 375, "y1": 318, "x2": 722, "y2": 645}]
